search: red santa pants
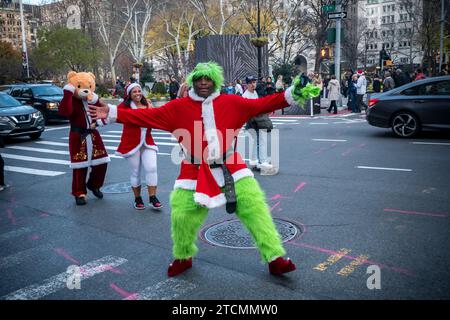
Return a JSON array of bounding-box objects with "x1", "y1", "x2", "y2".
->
[{"x1": 72, "y1": 163, "x2": 107, "y2": 197}]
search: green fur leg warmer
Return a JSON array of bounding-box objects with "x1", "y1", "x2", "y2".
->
[
  {"x1": 235, "y1": 177, "x2": 286, "y2": 262},
  {"x1": 170, "y1": 188, "x2": 208, "y2": 260}
]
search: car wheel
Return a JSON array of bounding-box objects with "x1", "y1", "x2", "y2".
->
[
  {"x1": 391, "y1": 112, "x2": 420, "y2": 138},
  {"x1": 29, "y1": 133, "x2": 42, "y2": 140}
]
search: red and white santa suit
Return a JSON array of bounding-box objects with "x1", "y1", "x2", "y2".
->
[
  {"x1": 105, "y1": 87, "x2": 296, "y2": 208},
  {"x1": 59, "y1": 85, "x2": 110, "y2": 197},
  {"x1": 115, "y1": 99, "x2": 159, "y2": 188}
]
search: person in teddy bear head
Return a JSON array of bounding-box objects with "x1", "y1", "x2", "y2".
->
[{"x1": 58, "y1": 71, "x2": 110, "y2": 206}]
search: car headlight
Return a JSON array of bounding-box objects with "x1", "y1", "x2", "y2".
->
[
  {"x1": 32, "y1": 111, "x2": 43, "y2": 119},
  {"x1": 46, "y1": 102, "x2": 58, "y2": 110}
]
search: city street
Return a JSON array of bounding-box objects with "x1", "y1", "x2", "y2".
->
[{"x1": 1, "y1": 111, "x2": 449, "y2": 300}]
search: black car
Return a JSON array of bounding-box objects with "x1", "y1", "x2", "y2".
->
[
  {"x1": 366, "y1": 76, "x2": 450, "y2": 138},
  {"x1": 0, "y1": 92, "x2": 45, "y2": 140},
  {"x1": 0, "y1": 84, "x2": 66, "y2": 124}
]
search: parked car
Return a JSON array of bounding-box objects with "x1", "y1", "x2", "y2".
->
[
  {"x1": 366, "y1": 76, "x2": 450, "y2": 138},
  {"x1": 0, "y1": 84, "x2": 66, "y2": 124},
  {"x1": 0, "y1": 92, "x2": 45, "y2": 140}
]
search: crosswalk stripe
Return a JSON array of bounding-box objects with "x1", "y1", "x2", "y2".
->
[
  {"x1": 0, "y1": 245, "x2": 52, "y2": 270},
  {"x1": 124, "y1": 278, "x2": 197, "y2": 300},
  {"x1": 6, "y1": 146, "x2": 69, "y2": 155},
  {"x1": 1, "y1": 255, "x2": 128, "y2": 300},
  {"x1": 2, "y1": 153, "x2": 70, "y2": 165},
  {"x1": 5, "y1": 166, "x2": 65, "y2": 176},
  {"x1": 0, "y1": 228, "x2": 31, "y2": 242},
  {"x1": 107, "y1": 130, "x2": 172, "y2": 135},
  {"x1": 44, "y1": 126, "x2": 70, "y2": 132},
  {"x1": 267, "y1": 119, "x2": 298, "y2": 122}
]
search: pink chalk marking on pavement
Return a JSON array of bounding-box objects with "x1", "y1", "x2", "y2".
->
[
  {"x1": 269, "y1": 194, "x2": 291, "y2": 201},
  {"x1": 270, "y1": 202, "x2": 281, "y2": 212},
  {"x1": 341, "y1": 148, "x2": 352, "y2": 157},
  {"x1": 293, "y1": 182, "x2": 306, "y2": 193},
  {"x1": 110, "y1": 283, "x2": 138, "y2": 300},
  {"x1": 7, "y1": 208, "x2": 16, "y2": 225},
  {"x1": 358, "y1": 143, "x2": 367, "y2": 148},
  {"x1": 287, "y1": 241, "x2": 415, "y2": 277},
  {"x1": 53, "y1": 248, "x2": 81, "y2": 265},
  {"x1": 384, "y1": 208, "x2": 448, "y2": 218},
  {"x1": 30, "y1": 234, "x2": 40, "y2": 241}
]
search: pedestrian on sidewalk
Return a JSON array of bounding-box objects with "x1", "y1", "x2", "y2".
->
[
  {"x1": 169, "y1": 76, "x2": 180, "y2": 100},
  {"x1": 116, "y1": 83, "x2": 162, "y2": 210},
  {"x1": 349, "y1": 74, "x2": 359, "y2": 113},
  {"x1": 372, "y1": 74, "x2": 382, "y2": 93},
  {"x1": 356, "y1": 70, "x2": 368, "y2": 111},
  {"x1": 327, "y1": 75, "x2": 340, "y2": 114},
  {"x1": 383, "y1": 72, "x2": 395, "y2": 92},
  {"x1": 243, "y1": 76, "x2": 273, "y2": 171}
]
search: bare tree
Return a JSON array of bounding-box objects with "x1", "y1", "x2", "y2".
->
[
  {"x1": 93, "y1": 0, "x2": 138, "y2": 85},
  {"x1": 124, "y1": 0, "x2": 155, "y2": 64},
  {"x1": 188, "y1": 0, "x2": 239, "y2": 35}
]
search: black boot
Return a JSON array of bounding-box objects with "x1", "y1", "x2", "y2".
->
[
  {"x1": 88, "y1": 185, "x2": 103, "y2": 199},
  {"x1": 75, "y1": 196, "x2": 87, "y2": 206}
]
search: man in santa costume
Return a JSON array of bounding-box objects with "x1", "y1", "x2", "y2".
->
[
  {"x1": 59, "y1": 75, "x2": 110, "y2": 206},
  {"x1": 89, "y1": 62, "x2": 319, "y2": 276}
]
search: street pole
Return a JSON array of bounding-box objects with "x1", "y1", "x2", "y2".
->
[
  {"x1": 439, "y1": 0, "x2": 445, "y2": 73},
  {"x1": 19, "y1": 0, "x2": 30, "y2": 79},
  {"x1": 134, "y1": 11, "x2": 140, "y2": 83},
  {"x1": 257, "y1": 0, "x2": 262, "y2": 80},
  {"x1": 335, "y1": 0, "x2": 341, "y2": 84}
]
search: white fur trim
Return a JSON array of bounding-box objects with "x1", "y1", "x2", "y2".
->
[
  {"x1": 89, "y1": 93, "x2": 99, "y2": 104},
  {"x1": 69, "y1": 156, "x2": 110, "y2": 169},
  {"x1": 284, "y1": 86, "x2": 298, "y2": 106},
  {"x1": 96, "y1": 119, "x2": 105, "y2": 127},
  {"x1": 193, "y1": 192, "x2": 226, "y2": 209},
  {"x1": 127, "y1": 83, "x2": 141, "y2": 96},
  {"x1": 115, "y1": 140, "x2": 144, "y2": 158},
  {"x1": 173, "y1": 168, "x2": 253, "y2": 190},
  {"x1": 173, "y1": 179, "x2": 197, "y2": 190},
  {"x1": 144, "y1": 142, "x2": 159, "y2": 152},
  {"x1": 64, "y1": 84, "x2": 76, "y2": 93},
  {"x1": 107, "y1": 104, "x2": 118, "y2": 123}
]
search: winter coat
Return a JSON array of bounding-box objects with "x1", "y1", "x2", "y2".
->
[{"x1": 327, "y1": 79, "x2": 341, "y2": 101}]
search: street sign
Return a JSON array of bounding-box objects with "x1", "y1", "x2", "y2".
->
[
  {"x1": 328, "y1": 12, "x2": 347, "y2": 20},
  {"x1": 323, "y1": 4, "x2": 336, "y2": 12}
]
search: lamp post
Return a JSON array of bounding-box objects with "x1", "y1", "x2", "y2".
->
[
  {"x1": 439, "y1": 0, "x2": 445, "y2": 73},
  {"x1": 257, "y1": 0, "x2": 262, "y2": 80},
  {"x1": 19, "y1": 0, "x2": 29, "y2": 79}
]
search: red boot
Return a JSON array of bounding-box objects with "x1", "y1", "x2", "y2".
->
[
  {"x1": 168, "y1": 258, "x2": 192, "y2": 277},
  {"x1": 268, "y1": 257, "x2": 296, "y2": 275}
]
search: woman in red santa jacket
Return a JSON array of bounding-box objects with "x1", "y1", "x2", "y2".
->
[{"x1": 116, "y1": 83, "x2": 162, "y2": 210}]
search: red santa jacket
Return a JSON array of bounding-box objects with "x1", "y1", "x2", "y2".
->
[
  {"x1": 59, "y1": 85, "x2": 110, "y2": 169},
  {"x1": 115, "y1": 101, "x2": 158, "y2": 157},
  {"x1": 107, "y1": 88, "x2": 296, "y2": 208}
]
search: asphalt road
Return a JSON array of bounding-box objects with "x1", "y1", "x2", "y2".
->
[{"x1": 0, "y1": 110, "x2": 449, "y2": 300}]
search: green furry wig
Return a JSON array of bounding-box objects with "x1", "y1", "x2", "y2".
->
[{"x1": 186, "y1": 61, "x2": 224, "y2": 92}]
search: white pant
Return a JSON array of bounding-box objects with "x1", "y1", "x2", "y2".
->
[
  {"x1": 127, "y1": 147, "x2": 158, "y2": 187},
  {"x1": 248, "y1": 129, "x2": 268, "y2": 164}
]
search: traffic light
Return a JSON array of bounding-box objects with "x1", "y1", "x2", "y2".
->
[{"x1": 320, "y1": 46, "x2": 331, "y2": 59}]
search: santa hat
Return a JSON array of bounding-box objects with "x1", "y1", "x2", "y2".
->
[
  {"x1": 126, "y1": 83, "x2": 141, "y2": 96},
  {"x1": 357, "y1": 70, "x2": 365, "y2": 75}
]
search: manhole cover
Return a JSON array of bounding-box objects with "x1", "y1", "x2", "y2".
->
[
  {"x1": 101, "y1": 182, "x2": 133, "y2": 194},
  {"x1": 202, "y1": 218, "x2": 300, "y2": 249}
]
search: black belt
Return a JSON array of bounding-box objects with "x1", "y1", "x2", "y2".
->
[
  {"x1": 70, "y1": 126, "x2": 96, "y2": 142},
  {"x1": 188, "y1": 151, "x2": 237, "y2": 214}
]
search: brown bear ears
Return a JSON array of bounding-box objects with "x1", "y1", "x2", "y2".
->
[
  {"x1": 67, "y1": 71, "x2": 77, "y2": 80},
  {"x1": 67, "y1": 71, "x2": 96, "y2": 81}
]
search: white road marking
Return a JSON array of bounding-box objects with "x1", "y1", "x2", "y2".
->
[
  {"x1": 0, "y1": 245, "x2": 52, "y2": 269},
  {"x1": 44, "y1": 126, "x2": 70, "y2": 132},
  {"x1": 1, "y1": 255, "x2": 128, "y2": 300},
  {"x1": 312, "y1": 139, "x2": 348, "y2": 142},
  {"x1": 107, "y1": 130, "x2": 172, "y2": 135},
  {"x1": 5, "y1": 166, "x2": 65, "y2": 176},
  {"x1": 6, "y1": 146, "x2": 69, "y2": 155},
  {"x1": 0, "y1": 228, "x2": 32, "y2": 242},
  {"x1": 267, "y1": 119, "x2": 298, "y2": 122},
  {"x1": 1, "y1": 153, "x2": 70, "y2": 165},
  {"x1": 412, "y1": 142, "x2": 450, "y2": 146},
  {"x1": 356, "y1": 166, "x2": 412, "y2": 172},
  {"x1": 310, "y1": 123, "x2": 329, "y2": 125},
  {"x1": 125, "y1": 278, "x2": 197, "y2": 300}
]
